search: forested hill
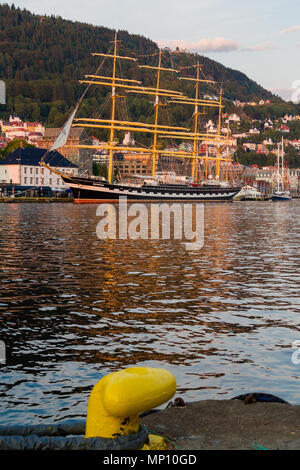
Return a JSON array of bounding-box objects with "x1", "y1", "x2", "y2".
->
[{"x1": 0, "y1": 3, "x2": 291, "y2": 129}]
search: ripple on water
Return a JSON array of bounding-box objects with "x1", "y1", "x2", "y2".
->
[{"x1": 0, "y1": 201, "x2": 300, "y2": 424}]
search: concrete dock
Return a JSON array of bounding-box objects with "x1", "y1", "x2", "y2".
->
[
  {"x1": 141, "y1": 400, "x2": 300, "y2": 450},
  {"x1": 0, "y1": 197, "x2": 73, "y2": 203}
]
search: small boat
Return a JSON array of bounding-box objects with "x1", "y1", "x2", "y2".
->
[
  {"x1": 234, "y1": 185, "x2": 264, "y2": 201},
  {"x1": 272, "y1": 190, "x2": 292, "y2": 201}
]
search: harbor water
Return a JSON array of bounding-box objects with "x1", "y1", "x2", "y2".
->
[{"x1": 0, "y1": 201, "x2": 300, "y2": 424}]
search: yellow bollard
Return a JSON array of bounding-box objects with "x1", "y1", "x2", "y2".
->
[{"x1": 85, "y1": 367, "x2": 176, "y2": 449}]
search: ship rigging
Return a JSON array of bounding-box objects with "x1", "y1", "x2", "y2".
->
[{"x1": 40, "y1": 32, "x2": 241, "y2": 202}]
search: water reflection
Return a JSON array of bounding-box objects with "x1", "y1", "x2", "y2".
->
[{"x1": 0, "y1": 201, "x2": 300, "y2": 424}]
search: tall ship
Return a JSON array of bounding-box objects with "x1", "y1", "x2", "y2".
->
[{"x1": 41, "y1": 33, "x2": 241, "y2": 203}]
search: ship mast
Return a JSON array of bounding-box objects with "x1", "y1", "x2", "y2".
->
[
  {"x1": 137, "y1": 50, "x2": 181, "y2": 177},
  {"x1": 216, "y1": 88, "x2": 223, "y2": 180},
  {"x1": 192, "y1": 63, "x2": 201, "y2": 181},
  {"x1": 276, "y1": 142, "x2": 280, "y2": 192},
  {"x1": 281, "y1": 136, "x2": 285, "y2": 191},
  {"x1": 109, "y1": 32, "x2": 118, "y2": 184},
  {"x1": 169, "y1": 66, "x2": 228, "y2": 181},
  {"x1": 152, "y1": 50, "x2": 162, "y2": 177},
  {"x1": 226, "y1": 120, "x2": 230, "y2": 181},
  {"x1": 179, "y1": 63, "x2": 203, "y2": 181}
]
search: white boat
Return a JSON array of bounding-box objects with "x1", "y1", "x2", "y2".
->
[{"x1": 234, "y1": 185, "x2": 263, "y2": 201}]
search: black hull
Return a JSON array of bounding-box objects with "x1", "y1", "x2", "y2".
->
[{"x1": 62, "y1": 175, "x2": 241, "y2": 203}]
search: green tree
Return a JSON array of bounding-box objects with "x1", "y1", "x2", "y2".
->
[{"x1": 0, "y1": 139, "x2": 35, "y2": 157}]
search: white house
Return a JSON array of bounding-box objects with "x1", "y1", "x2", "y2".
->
[
  {"x1": 228, "y1": 114, "x2": 241, "y2": 123},
  {"x1": 123, "y1": 131, "x2": 135, "y2": 146},
  {"x1": 0, "y1": 148, "x2": 78, "y2": 189},
  {"x1": 249, "y1": 127, "x2": 260, "y2": 134},
  {"x1": 243, "y1": 143, "x2": 257, "y2": 151},
  {"x1": 205, "y1": 120, "x2": 217, "y2": 133},
  {"x1": 264, "y1": 119, "x2": 273, "y2": 129}
]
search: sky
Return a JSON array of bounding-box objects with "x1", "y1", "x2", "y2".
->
[{"x1": 4, "y1": 0, "x2": 300, "y2": 100}]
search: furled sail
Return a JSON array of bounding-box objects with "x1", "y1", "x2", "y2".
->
[{"x1": 50, "y1": 105, "x2": 79, "y2": 151}]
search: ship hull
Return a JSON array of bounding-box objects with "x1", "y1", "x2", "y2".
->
[
  {"x1": 272, "y1": 195, "x2": 292, "y2": 201},
  {"x1": 272, "y1": 191, "x2": 292, "y2": 201},
  {"x1": 62, "y1": 175, "x2": 241, "y2": 203}
]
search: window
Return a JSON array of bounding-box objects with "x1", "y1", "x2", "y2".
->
[
  {"x1": 36, "y1": 178, "x2": 39, "y2": 185},
  {"x1": 30, "y1": 168, "x2": 33, "y2": 174},
  {"x1": 24, "y1": 177, "x2": 27, "y2": 184},
  {"x1": 30, "y1": 177, "x2": 33, "y2": 184},
  {"x1": 57, "y1": 179, "x2": 60, "y2": 185},
  {"x1": 35, "y1": 168, "x2": 38, "y2": 174},
  {"x1": 24, "y1": 167, "x2": 27, "y2": 174},
  {"x1": 49, "y1": 178, "x2": 52, "y2": 185}
]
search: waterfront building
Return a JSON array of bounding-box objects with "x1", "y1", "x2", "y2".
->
[
  {"x1": 0, "y1": 147, "x2": 78, "y2": 190},
  {"x1": 113, "y1": 153, "x2": 154, "y2": 178},
  {"x1": 288, "y1": 169, "x2": 300, "y2": 197},
  {"x1": 93, "y1": 152, "x2": 108, "y2": 165}
]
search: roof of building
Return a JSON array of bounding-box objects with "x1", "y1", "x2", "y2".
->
[
  {"x1": 0, "y1": 148, "x2": 78, "y2": 168},
  {"x1": 43, "y1": 128, "x2": 85, "y2": 138}
]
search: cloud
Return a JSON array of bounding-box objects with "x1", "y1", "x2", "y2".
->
[
  {"x1": 157, "y1": 38, "x2": 239, "y2": 53},
  {"x1": 280, "y1": 25, "x2": 300, "y2": 35},
  {"x1": 158, "y1": 38, "x2": 277, "y2": 54},
  {"x1": 242, "y1": 42, "x2": 277, "y2": 51},
  {"x1": 269, "y1": 88, "x2": 293, "y2": 101}
]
